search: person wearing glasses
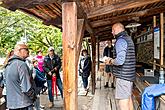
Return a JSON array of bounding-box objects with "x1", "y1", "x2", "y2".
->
[{"x1": 4, "y1": 44, "x2": 36, "y2": 110}]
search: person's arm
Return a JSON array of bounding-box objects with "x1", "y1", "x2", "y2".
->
[
  {"x1": 43, "y1": 58, "x2": 51, "y2": 73},
  {"x1": 54, "y1": 55, "x2": 61, "y2": 71},
  {"x1": 113, "y1": 38, "x2": 127, "y2": 65},
  {"x1": 19, "y1": 63, "x2": 36, "y2": 100},
  {"x1": 32, "y1": 67, "x2": 36, "y2": 79},
  {"x1": 83, "y1": 57, "x2": 91, "y2": 72},
  {"x1": 103, "y1": 47, "x2": 107, "y2": 57}
]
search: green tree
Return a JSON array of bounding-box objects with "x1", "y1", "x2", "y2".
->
[{"x1": 0, "y1": 7, "x2": 62, "y2": 57}]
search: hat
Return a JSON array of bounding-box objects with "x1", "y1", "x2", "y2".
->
[{"x1": 48, "y1": 47, "x2": 54, "y2": 51}]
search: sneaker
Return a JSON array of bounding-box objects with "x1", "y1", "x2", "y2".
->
[
  {"x1": 40, "y1": 105, "x2": 45, "y2": 109},
  {"x1": 84, "y1": 88, "x2": 89, "y2": 91},
  {"x1": 104, "y1": 84, "x2": 109, "y2": 88},
  {"x1": 41, "y1": 86, "x2": 47, "y2": 94},
  {"x1": 48, "y1": 102, "x2": 54, "y2": 108}
]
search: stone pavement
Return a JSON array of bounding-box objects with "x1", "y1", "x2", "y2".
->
[{"x1": 40, "y1": 76, "x2": 94, "y2": 110}]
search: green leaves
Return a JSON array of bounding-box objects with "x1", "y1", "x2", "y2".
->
[{"x1": 0, "y1": 7, "x2": 62, "y2": 57}]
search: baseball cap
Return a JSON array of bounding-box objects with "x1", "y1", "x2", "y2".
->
[{"x1": 48, "y1": 46, "x2": 54, "y2": 51}]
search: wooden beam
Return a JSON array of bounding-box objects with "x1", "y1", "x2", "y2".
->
[
  {"x1": 43, "y1": 17, "x2": 62, "y2": 27},
  {"x1": 62, "y1": 0, "x2": 94, "y2": 34},
  {"x1": 91, "y1": 6, "x2": 165, "y2": 28},
  {"x1": 88, "y1": 0, "x2": 163, "y2": 18},
  {"x1": 97, "y1": 31, "x2": 112, "y2": 37},
  {"x1": 62, "y1": 2, "x2": 78, "y2": 110},
  {"x1": 97, "y1": 36, "x2": 100, "y2": 71},
  {"x1": 153, "y1": 16, "x2": 156, "y2": 70},
  {"x1": 159, "y1": 12, "x2": 164, "y2": 84},
  {"x1": 20, "y1": 8, "x2": 45, "y2": 20},
  {"x1": 91, "y1": 34, "x2": 96, "y2": 94},
  {"x1": 0, "y1": 0, "x2": 60, "y2": 11},
  {"x1": 160, "y1": 13, "x2": 164, "y2": 66},
  {"x1": 76, "y1": 1, "x2": 94, "y2": 34},
  {"x1": 76, "y1": 19, "x2": 85, "y2": 61}
]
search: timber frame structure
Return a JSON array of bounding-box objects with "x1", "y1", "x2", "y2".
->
[{"x1": 0, "y1": 0, "x2": 165, "y2": 110}]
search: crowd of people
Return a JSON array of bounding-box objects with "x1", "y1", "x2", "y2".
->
[
  {"x1": 0, "y1": 22, "x2": 136, "y2": 110},
  {"x1": 0, "y1": 44, "x2": 64, "y2": 110}
]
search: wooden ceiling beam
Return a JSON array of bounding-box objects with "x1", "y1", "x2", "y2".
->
[
  {"x1": 0, "y1": 0, "x2": 60, "y2": 11},
  {"x1": 87, "y1": 0, "x2": 164, "y2": 19},
  {"x1": 76, "y1": 1, "x2": 94, "y2": 34},
  {"x1": 91, "y1": 6, "x2": 165, "y2": 28},
  {"x1": 96, "y1": 30, "x2": 112, "y2": 37},
  {"x1": 62, "y1": 0, "x2": 94, "y2": 34},
  {"x1": 43, "y1": 17, "x2": 62, "y2": 28}
]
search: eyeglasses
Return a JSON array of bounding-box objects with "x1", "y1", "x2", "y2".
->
[{"x1": 19, "y1": 48, "x2": 29, "y2": 51}]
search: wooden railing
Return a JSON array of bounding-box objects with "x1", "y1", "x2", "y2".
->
[{"x1": 150, "y1": 62, "x2": 165, "y2": 69}]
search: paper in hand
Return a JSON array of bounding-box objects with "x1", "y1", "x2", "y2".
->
[{"x1": 100, "y1": 56, "x2": 109, "y2": 63}]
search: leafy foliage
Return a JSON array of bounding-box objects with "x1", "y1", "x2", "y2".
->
[{"x1": 0, "y1": 7, "x2": 62, "y2": 57}]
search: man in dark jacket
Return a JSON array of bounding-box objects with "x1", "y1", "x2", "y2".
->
[
  {"x1": 5, "y1": 44, "x2": 36, "y2": 110},
  {"x1": 103, "y1": 40, "x2": 114, "y2": 88},
  {"x1": 43, "y1": 47, "x2": 63, "y2": 108},
  {"x1": 106, "y1": 23, "x2": 136, "y2": 110}
]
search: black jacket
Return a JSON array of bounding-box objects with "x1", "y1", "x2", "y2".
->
[
  {"x1": 103, "y1": 46, "x2": 113, "y2": 58},
  {"x1": 43, "y1": 54, "x2": 61, "y2": 80},
  {"x1": 79, "y1": 56, "x2": 91, "y2": 77}
]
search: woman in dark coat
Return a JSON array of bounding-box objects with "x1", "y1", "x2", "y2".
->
[{"x1": 79, "y1": 49, "x2": 91, "y2": 91}]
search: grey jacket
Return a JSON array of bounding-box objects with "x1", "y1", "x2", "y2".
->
[{"x1": 5, "y1": 55, "x2": 35, "y2": 109}]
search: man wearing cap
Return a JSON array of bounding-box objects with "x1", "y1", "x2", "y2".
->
[{"x1": 43, "y1": 47, "x2": 63, "y2": 108}]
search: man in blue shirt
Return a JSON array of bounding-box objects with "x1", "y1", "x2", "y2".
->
[{"x1": 106, "y1": 23, "x2": 136, "y2": 110}]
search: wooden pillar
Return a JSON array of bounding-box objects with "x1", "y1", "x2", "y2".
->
[
  {"x1": 76, "y1": 19, "x2": 85, "y2": 63},
  {"x1": 160, "y1": 13, "x2": 164, "y2": 66},
  {"x1": 153, "y1": 16, "x2": 156, "y2": 70},
  {"x1": 91, "y1": 34, "x2": 96, "y2": 94},
  {"x1": 159, "y1": 13, "x2": 164, "y2": 84},
  {"x1": 97, "y1": 36, "x2": 100, "y2": 71},
  {"x1": 62, "y1": 2, "x2": 78, "y2": 110}
]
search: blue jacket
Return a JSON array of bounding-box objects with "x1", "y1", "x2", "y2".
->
[
  {"x1": 142, "y1": 84, "x2": 165, "y2": 110},
  {"x1": 33, "y1": 67, "x2": 46, "y2": 87}
]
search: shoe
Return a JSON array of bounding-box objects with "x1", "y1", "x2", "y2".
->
[
  {"x1": 40, "y1": 105, "x2": 45, "y2": 109},
  {"x1": 84, "y1": 88, "x2": 89, "y2": 91},
  {"x1": 41, "y1": 86, "x2": 47, "y2": 94},
  {"x1": 111, "y1": 83, "x2": 115, "y2": 89},
  {"x1": 104, "y1": 84, "x2": 109, "y2": 88},
  {"x1": 104, "y1": 82, "x2": 109, "y2": 88},
  {"x1": 48, "y1": 102, "x2": 54, "y2": 108}
]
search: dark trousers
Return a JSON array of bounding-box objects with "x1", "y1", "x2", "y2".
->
[
  {"x1": 47, "y1": 77, "x2": 63, "y2": 102},
  {"x1": 82, "y1": 76, "x2": 88, "y2": 89}
]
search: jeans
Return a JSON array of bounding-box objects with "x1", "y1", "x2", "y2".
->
[
  {"x1": 34, "y1": 95, "x2": 40, "y2": 110},
  {"x1": 47, "y1": 77, "x2": 63, "y2": 102},
  {"x1": 56, "y1": 77, "x2": 63, "y2": 98},
  {"x1": 82, "y1": 76, "x2": 88, "y2": 89}
]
